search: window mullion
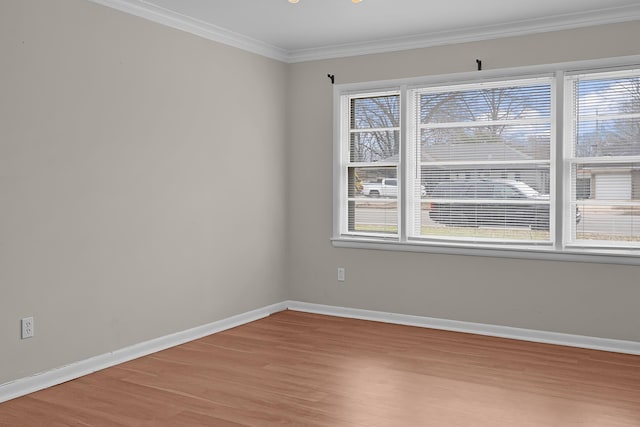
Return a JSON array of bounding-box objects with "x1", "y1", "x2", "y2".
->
[
  {"x1": 555, "y1": 71, "x2": 566, "y2": 250},
  {"x1": 334, "y1": 89, "x2": 347, "y2": 238},
  {"x1": 400, "y1": 85, "x2": 408, "y2": 242}
]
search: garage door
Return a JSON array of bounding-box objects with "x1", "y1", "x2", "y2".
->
[{"x1": 595, "y1": 174, "x2": 631, "y2": 200}]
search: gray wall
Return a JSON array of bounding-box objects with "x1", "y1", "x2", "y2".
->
[
  {"x1": 287, "y1": 21, "x2": 640, "y2": 342},
  {"x1": 0, "y1": 0, "x2": 288, "y2": 385}
]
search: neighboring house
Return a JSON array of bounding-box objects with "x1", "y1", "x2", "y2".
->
[
  {"x1": 418, "y1": 142, "x2": 551, "y2": 195},
  {"x1": 576, "y1": 166, "x2": 640, "y2": 200},
  {"x1": 389, "y1": 142, "x2": 640, "y2": 200},
  {"x1": 369, "y1": 142, "x2": 640, "y2": 200}
]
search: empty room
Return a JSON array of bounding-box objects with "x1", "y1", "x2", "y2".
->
[{"x1": 1, "y1": 0, "x2": 640, "y2": 425}]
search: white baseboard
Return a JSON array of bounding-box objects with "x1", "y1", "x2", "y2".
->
[
  {"x1": 285, "y1": 301, "x2": 640, "y2": 356},
  {"x1": 3, "y1": 299, "x2": 639, "y2": 404},
  {"x1": 0, "y1": 301, "x2": 288, "y2": 404}
]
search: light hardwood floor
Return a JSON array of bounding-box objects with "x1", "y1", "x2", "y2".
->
[{"x1": 1, "y1": 310, "x2": 639, "y2": 426}]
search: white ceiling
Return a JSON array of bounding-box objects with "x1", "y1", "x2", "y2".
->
[{"x1": 92, "y1": 0, "x2": 640, "y2": 62}]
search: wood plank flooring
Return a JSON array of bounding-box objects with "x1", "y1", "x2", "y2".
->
[{"x1": 1, "y1": 310, "x2": 639, "y2": 426}]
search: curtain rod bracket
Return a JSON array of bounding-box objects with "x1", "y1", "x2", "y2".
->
[
  {"x1": 328, "y1": 74, "x2": 335, "y2": 84},
  {"x1": 476, "y1": 59, "x2": 482, "y2": 71}
]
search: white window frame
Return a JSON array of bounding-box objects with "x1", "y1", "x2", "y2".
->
[
  {"x1": 406, "y1": 76, "x2": 555, "y2": 247},
  {"x1": 338, "y1": 90, "x2": 402, "y2": 239},
  {"x1": 564, "y1": 68, "x2": 640, "y2": 250},
  {"x1": 332, "y1": 55, "x2": 640, "y2": 266}
]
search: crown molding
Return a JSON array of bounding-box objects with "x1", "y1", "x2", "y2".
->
[
  {"x1": 88, "y1": 1, "x2": 640, "y2": 64},
  {"x1": 287, "y1": 4, "x2": 640, "y2": 62},
  {"x1": 87, "y1": 0, "x2": 289, "y2": 62}
]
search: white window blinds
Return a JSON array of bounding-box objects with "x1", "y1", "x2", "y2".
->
[
  {"x1": 409, "y1": 78, "x2": 553, "y2": 244},
  {"x1": 343, "y1": 92, "x2": 400, "y2": 237},
  {"x1": 566, "y1": 69, "x2": 640, "y2": 247}
]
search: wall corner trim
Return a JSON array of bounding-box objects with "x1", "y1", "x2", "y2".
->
[
  {"x1": 0, "y1": 301, "x2": 287, "y2": 404},
  {"x1": 286, "y1": 301, "x2": 640, "y2": 356}
]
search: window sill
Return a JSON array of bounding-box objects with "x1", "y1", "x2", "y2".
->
[{"x1": 331, "y1": 237, "x2": 640, "y2": 266}]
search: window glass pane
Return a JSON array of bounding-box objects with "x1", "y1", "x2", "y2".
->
[
  {"x1": 351, "y1": 95, "x2": 400, "y2": 129},
  {"x1": 576, "y1": 118, "x2": 640, "y2": 157},
  {"x1": 350, "y1": 130, "x2": 400, "y2": 162},
  {"x1": 573, "y1": 203, "x2": 640, "y2": 242},
  {"x1": 576, "y1": 76, "x2": 640, "y2": 117},
  {"x1": 420, "y1": 124, "x2": 550, "y2": 162},
  {"x1": 352, "y1": 201, "x2": 398, "y2": 234},
  {"x1": 414, "y1": 78, "x2": 553, "y2": 243},
  {"x1": 572, "y1": 163, "x2": 640, "y2": 243},
  {"x1": 421, "y1": 168, "x2": 550, "y2": 197},
  {"x1": 574, "y1": 75, "x2": 640, "y2": 157},
  {"x1": 420, "y1": 85, "x2": 550, "y2": 124},
  {"x1": 569, "y1": 71, "x2": 640, "y2": 246},
  {"x1": 420, "y1": 170, "x2": 550, "y2": 241},
  {"x1": 347, "y1": 167, "x2": 397, "y2": 234}
]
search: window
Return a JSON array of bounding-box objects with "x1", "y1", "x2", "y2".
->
[
  {"x1": 410, "y1": 78, "x2": 553, "y2": 244},
  {"x1": 566, "y1": 69, "x2": 640, "y2": 248},
  {"x1": 342, "y1": 92, "x2": 400, "y2": 236},
  {"x1": 334, "y1": 60, "x2": 640, "y2": 261}
]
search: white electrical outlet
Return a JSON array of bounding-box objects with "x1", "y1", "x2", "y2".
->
[
  {"x1": 21, "y1": 317, "x2": 34, "y2": 339},
  {"x1": 337, "y1": 267, "x2": 345, "y2": 282}
]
